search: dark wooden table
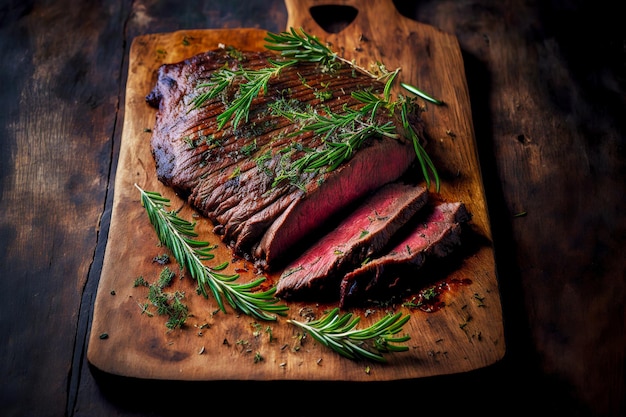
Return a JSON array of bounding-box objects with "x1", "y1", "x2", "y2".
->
[{"x1": 1, "y1": 0, "x2": 624, "y2": 416}]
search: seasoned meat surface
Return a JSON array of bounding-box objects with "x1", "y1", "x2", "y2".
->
[
  {"x1": 339, "y1": 201, "x2": 471, "y2": 307},
  {"x1": 146, "y1": 47, "x2": 422, "y2": 267},
  {"x1": 275, "y1": 183, "x2": 428, "y2": 301}
]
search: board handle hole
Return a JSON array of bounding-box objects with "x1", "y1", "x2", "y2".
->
[{"x1": 310, "y1": 5, "x2": 358, "y2": 34}]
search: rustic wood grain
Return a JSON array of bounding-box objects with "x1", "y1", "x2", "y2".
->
[
  {"x1": 0, "y1": 1, "x2": 129, "y2": 416},
  {"x1": 414, "y1": 2, "x2": 626, "y2": 414},
  {"x1": 87, "y1": 0, "x2": 505, "y2": 382},
  {"x1": 1, "y1": 0, "x2": 624, "y2": 416}
]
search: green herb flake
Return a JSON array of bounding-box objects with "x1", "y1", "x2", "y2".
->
[{"x1": 133, "y1": 276, "x2": 148, "y2": 287}]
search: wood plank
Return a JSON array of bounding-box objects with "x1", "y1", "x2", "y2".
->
[
  {"x1": 87, "y1": 0, "x2": 505, "y2": 381},
  {"x1": 0, "y1": 1, "x2": 128, "y2": 416}
]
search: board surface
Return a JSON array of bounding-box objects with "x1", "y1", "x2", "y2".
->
[{"x1": 88, "y1": 0, "x2": 505, "y2": 381}]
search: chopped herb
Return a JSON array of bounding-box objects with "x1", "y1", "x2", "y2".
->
[
  {"x1": 229, "y1": 166, "x2": 241, "y2": 179},
  {"x1": 473, "y1": 293, "x2": 486, "y2": 307},
  {"x1": 240, "y1": 139, "x2": 258, "y2": 157},
  {"x1": 136, "y1": 266, "x2": 189, "y2": 329},
  {"x1": 134, "y1": 276, "x2": 149, "y2": 287},
  {"x1": 314, "y1": 89, "x2": 333, "y2": 101},
  {"x1": 422, "y1": 286, "x2": 437, "y2": 301}
]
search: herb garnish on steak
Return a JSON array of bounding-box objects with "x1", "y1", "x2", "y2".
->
[{"x1": 146, "y1": 29, "x2": 439, "y2": 269}]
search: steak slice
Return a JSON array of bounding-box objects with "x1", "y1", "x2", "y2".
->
[
  {"x1": 253, "y1": 137, "x2": 417, "y2": 269},
  {"x1": 146, "y1": 47, "x2": 423, "y2": 268},
  {"x1": 338, "y1": 201, "x2": 470, "y2": 307},
  {"x1": 275, "y1": 183, "x2": 428, "y2": 301}
]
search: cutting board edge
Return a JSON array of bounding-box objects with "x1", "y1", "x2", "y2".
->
[{"x1": 87, "y1": 19, "x2": 506, "y2": 382}]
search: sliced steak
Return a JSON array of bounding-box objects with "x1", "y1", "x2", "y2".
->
[
  {"x1": 253, "y1": 137, "x2": 417, "y2": 269},
  {"x1": 275, "y1": 183, "x2": 428, "y2": 301},
  {"x1": 146, "y1": 47, "x2": 423, "y2": 268},
  {"x1": 339, "y1": 201, "x2": 470, "y2": 307}
]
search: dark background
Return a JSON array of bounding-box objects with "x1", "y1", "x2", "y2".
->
[{"x1": 1, "y1": 0, "x2": 624, "y2": 416}]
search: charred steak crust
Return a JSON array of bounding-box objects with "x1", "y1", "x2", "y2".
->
[
  {"x1": 275, "y1": 183, "x2": 428, "y2": 301},
  {"x1": 146, "y1": 47, "x2": 424, "y2": 268},
  {"x1": 339, "y1": 201, "x2": 471, "y2": 307}
]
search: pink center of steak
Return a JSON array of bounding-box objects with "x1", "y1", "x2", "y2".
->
[
  {"x1": 339, "y1": 201, "x2": 470, "y2": 307},
  {"x1": 275, "y1": 183, "x2": 428, "y2": 301}
]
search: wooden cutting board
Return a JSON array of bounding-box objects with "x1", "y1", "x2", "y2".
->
[{"x1": 88, "y1": 0, "x2": 505, "y2": 381}]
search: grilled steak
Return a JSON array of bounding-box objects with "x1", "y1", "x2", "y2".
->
[
  {"x1": 275, "y1": 183, "x2": 428, "y2": 301},
  {"x1": 338, "y1": 201, "x2": 470, "y2": 307},
  {"x1": 146, "y1": 47, "x2": 422, "y2": 268}
]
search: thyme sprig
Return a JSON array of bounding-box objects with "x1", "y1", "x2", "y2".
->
[
  {"x1": 288, "y1": 307, "x2": 411, "y2": 362},
  {"x1": 135, "y1": 184, "x2": 288, "y2": 321}
]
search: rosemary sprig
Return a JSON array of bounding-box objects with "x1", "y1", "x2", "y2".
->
[
  {"x1": 264, "y1": 27, "x2": 337, "y2": 66},
  {"x1": 192, "y1": 59, "x2": 298, "y2": 129},
  {"x1": 218, "y1": 59, "x2": 297, "y2": 129},
  {"x1": 135, "y1": 184, "x2": 288, "y2": 321},
  {"x1": 190, "y1": 27, "x2": 443, "y2": 190},
  {"x1": 400, "y1": 99, "x2": 441, "y2": 191},
  {"x1": 264, "y1": 27, "x2": 385, "y2": 80},
  {"x1": 288, "y1": 308, "x2": 411, "y2": 362},
  {"x1": 292, "y1": 108, "x2": 397, "y2": 173},
  {"x1": 190, "y1": 67, "x2": 237, "y2": 110}
]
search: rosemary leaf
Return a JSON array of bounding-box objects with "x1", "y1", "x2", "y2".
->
[
  {"x1": 215, "y1": 60, "x2": 297, "y2": 129},
  {"x1": 191, "y1": 67, "x2": 237, "y2": 110},
  {"x1": 287, "y1": 308, "x2": 411, "y2": 362},
  {"x1": 400, "y1": 100, "x2": 441, "y2": 192},
  {"x1": 400, "y1": 82, "x2": 444, "y2": 105},
  {"x1": 135, "y1": 184, "x2": 288, "y2": 321}
]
